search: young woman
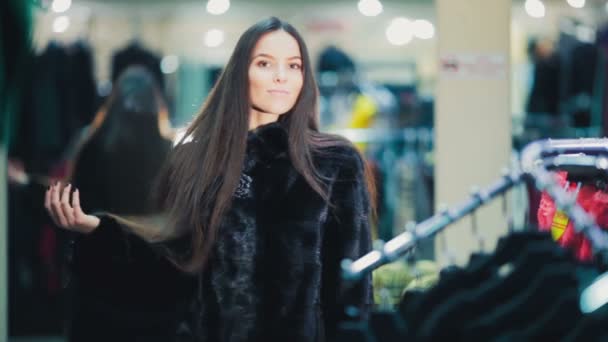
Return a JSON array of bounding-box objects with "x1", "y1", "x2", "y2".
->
[{"x1": 45, "y1": 17, "x2": 375, "y2": 342}]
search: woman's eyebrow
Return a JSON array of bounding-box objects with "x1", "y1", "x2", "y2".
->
[{"x1": 252, "y1": 53, "x2": 302, "y2": 60}]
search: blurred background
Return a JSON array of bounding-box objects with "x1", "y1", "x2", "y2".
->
[{"x1": 3, "y1": 0, "x2": 608, "y2": 340}]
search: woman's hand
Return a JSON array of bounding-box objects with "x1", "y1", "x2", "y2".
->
[{"x1": 45, "y1": 182, "x2": 100, "y2": 234}]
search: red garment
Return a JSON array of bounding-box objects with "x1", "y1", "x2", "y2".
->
[{"x1": 537, "y1": 171, "x2": 608, "y2": 261}]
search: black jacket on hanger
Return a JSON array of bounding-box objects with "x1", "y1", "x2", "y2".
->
[
  {"x1": 12, "y1": 41, "x2": 97, "y2": 174},
  {"x1": 111, "y1": 42, "x2": 164, "y2": 90},
  {"x1": 527, "y1": 54, "x2": 561, "y2": 115}
]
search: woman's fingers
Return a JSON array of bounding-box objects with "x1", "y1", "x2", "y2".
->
[
  {"x1": 61, "y1": 183, "x2": 71, "y2": 205},
  {"x1": 71, "y1": 189, "x2": 100, "y2": 233},
  {"x1": 45, "y1": 182, "x2": 97, "y2": 232},
  {"x1": 45, "y1": 187, "x2": 60, "y2": 226},
  {"x1": 61, "y1": 184, "x2": 75, "y2": 225},
  {"x1": 51, "y1": 182, "x2": 68, "y2": 227},
  {"x1": 44, "y1": 187, "x2": 50, "y2": 209},
  {"x1": 72, "y1": 189, "x2": 85, "y2": 221}
]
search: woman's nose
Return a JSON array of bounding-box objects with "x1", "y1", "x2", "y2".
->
[{"x1": 274, "y1": 66, "x2": 287, "y2": 83}]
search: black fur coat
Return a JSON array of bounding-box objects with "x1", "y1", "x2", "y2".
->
[{"x1": 70, "y1": 121, "x2": 373, "y2": 342}]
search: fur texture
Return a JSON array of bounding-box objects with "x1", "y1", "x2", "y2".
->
[{"x1": 70, "y1": 121, "x2": 373, "y2": 342}]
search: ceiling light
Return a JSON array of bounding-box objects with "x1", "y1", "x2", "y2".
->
[
  {"x1": 358, "y1": 0, "x2": 383, "y2": 17},
  {"x1": 206, "y1": 0, "x2": 230, "y2": 15},
  {"x1": 161, "y1": 55, "x2": 180, "y2": 74},
  {"x1": 413, "y1": 19, "x2": 435, "y2": 40},
  {"x1": 51, "y1": 0, "x2": 71, "y2": 13},
  {"x1": 567, "y1": 0, "x2": 585, "y2": 9},
  {"x1": 386, "y1": 17, "x2": 413, "y2": 46},
  {"x1": 525, "y1": 0, "x2": 546, "y2": 18},
  {"x1": 204, "y1": 29, "x2": 225, "y2": 48},
  {"x1": 53, "y1": 16, "x2": 70, "y2": 33}
]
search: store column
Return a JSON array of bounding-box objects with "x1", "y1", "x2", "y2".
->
[{"x1": 434, "y1": 0, "x2": 512, "y2": 265}]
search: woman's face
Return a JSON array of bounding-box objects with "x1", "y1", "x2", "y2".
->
[{"x1": 248, "y1": 30, "x2": 304, "y2": 115}]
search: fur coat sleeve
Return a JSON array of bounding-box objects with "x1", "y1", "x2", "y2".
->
[
  {"x1": 320, "y1": 147, "x2": 374, "y2": 338},
  {"x1": 69, "y1": 215, "x2": 196, "y2": 341}
]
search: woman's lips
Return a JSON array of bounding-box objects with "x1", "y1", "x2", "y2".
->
[{"x1": 268, "y1": 89, "x2": 290, "y2": 95}]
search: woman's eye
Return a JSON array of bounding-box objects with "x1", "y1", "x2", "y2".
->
[
  {"x1": 257, "y1": 60, "x2": 270, "y2": 67},
  {"x1": 290, "y1": 63, "x2": 302, "y2": 70}
]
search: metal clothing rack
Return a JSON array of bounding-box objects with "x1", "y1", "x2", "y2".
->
[
  {"x1": 342, "y1": 138, "x2": 608, "y2": 281},
  {"x1": 341, "y1": 169, "x2": 524, "y2": 280},
  {"x1": 521, "y1": 138, "x2": 608, "y2": 253}
]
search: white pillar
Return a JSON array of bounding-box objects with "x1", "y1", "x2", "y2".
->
[{"x1": 434, "y1": 0, "x2": 512, "y2": 265}]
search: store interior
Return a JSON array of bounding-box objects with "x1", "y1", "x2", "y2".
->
[{"x1": 4, "y1": 0, "x2": 608, "y2": 340}]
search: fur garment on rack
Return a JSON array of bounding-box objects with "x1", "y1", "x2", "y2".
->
[{"x1": 69, "y1": 121, "x2": 374, "y2": 342}]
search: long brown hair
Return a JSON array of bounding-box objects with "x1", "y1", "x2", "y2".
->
[
  {"x1": 155, "y1": 17, "x2": 376, "y2": 273},
  {"x1": 71, "y1": 66, "x2": 173, "y2": 215}
]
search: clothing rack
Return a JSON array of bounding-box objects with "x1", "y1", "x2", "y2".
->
[
  {"x1": 330, "y1": 127, "x2": 434, "y2": 244},
  {"x1": 521, "y1": 138, "x2": 608, "y2": 253},
  {"x1": 342, "y1": 138, "x2": 608, "y2": 281},
  {"x1": 341, "y1": 169, "x2": 523, "y2": 281}
]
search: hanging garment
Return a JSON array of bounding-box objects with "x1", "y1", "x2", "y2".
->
[
  {"x1": 537, "y1": 171, "x2": 608, "y2": 261},
  {"x1": 64, "y1": 41, "x2": 98, "y2": 128},
  {"x1": 337, "y1": 231, "x2": 608, "y2": 341},
  {"x1": 391, "y1": 152, "x2": 432, "y2": 236},
  {"x1": 596, "y1": 24, "x2": 608, "y2": 136},
  {"x1": 372, "y1": 259, "x2": 438, "y2": 309},
  {"x1": 317, "y1": 45, "x2": 356, "y2": 74},
  {"x1": 0, "y1": 0, "x2": 31, "y2": 146},
  {"x1": 13, "y1": 42, "x2": 68, "y2": 174},
  {"x1": 526, "y1": 52, "x2": 561, "y2": 115},
  {"x1": 377, "y1": 147, "x2": 433, "y2": 259},
  {"x1": 111, "y1": 42, "x2": 164, "y2": 90},
  {"x1": 12, "y1": 41, "x2": 97, "y2": 175}
]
